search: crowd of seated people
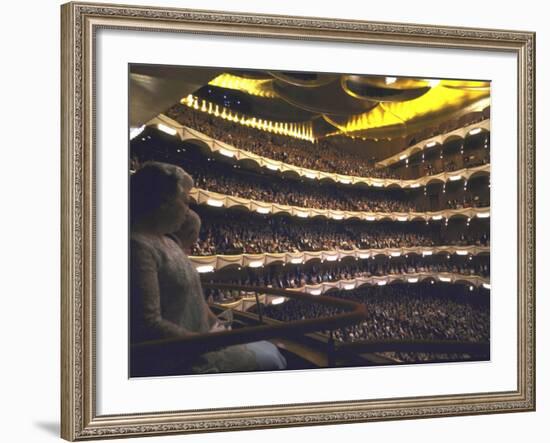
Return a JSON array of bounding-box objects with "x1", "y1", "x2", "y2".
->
[
  {"x1": 165, "y1": 104, "x2": 490, "y2": 181},
  {"x1": 261, "y1": 283, "x2": 490, "y2": 363},
  {"x1": 166, "y1": 104, "x2": 399, "y2": 178},
  {"x1": 191, "y1": 210, "x2": 490, "y2": 256},
  {"x1": 131, "y1": 141, "x2": 490, "y2": 213},
  {"x1": 202, "y1": 167, "x2": 488, "y2": 210},
  {"x1": 204, "y1": 259, "x2": 490, "y2": 303},
  {"x1": 132, "y1": 139, "x2": 420, "y2": 211},
  {"x1": 195, "y1": 173, "x2": 420, "y2": 212}
]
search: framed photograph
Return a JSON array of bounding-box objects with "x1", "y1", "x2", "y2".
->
[{"x1": 61, "y1": 1, "x2": 535, "y2": 440}]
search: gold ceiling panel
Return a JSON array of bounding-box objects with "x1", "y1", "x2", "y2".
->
[
  {"x1": 323, "y1": 104, "x2": 405, "y2": 134},
  {"x1": 341, "y1": 77, "x2": 430, "y2": 102},
  {"x1": 205, "y1": 73, "x2": 490, "y2": 139},
  {"x1": 328, "y1": 83, "x2": 490, "y2": 137},
  {"x1": 343, "y1": 75, "x2": 432, "y2": 90},
  {"x1": 361, "y1": 78, "x2": 488, "y2": 90},
  {"x1": 381, "y1": 84, "x2": 489, "y2": 123},
  {"x1": 208, "y1": 73, "x2": 277, "y2": 98},
  {"x1": 440, "y1": 80, "x2": 490, "y2": 90}
]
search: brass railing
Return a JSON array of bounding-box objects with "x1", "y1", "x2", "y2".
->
[{"x1": 132, "y1": 284, "x2": 367, "y2": 357}]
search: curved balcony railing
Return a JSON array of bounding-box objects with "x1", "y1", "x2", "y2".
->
[
  {"x1": 190, "y1": 245, "x2": 490, "y2": 272},
  {"x1": 148, "y1": 114, "x2": 490, "y2": 189},
  {"x1": 285, "y1": 272, "x2": 490, "y2": 295},
  {"x1": 209, "y1": 273, "x2": 490, "y2": 311},
  {"x1": 190, "y1": 188, "x2": 490, "y2": 222}
]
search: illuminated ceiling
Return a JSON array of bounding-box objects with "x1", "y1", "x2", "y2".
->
[
  {"x1": 203, "y1": 71, "x2": 490, "y2": 141},
  {"x1": 130, "y1": 65, "x2": 490, "y2": 148}
]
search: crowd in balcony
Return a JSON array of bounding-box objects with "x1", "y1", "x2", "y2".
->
[
  {"x1": 131, "y1": 139, "x2": 490, "y2": 213},
  {"x1": 260, "y1": 283, "x2": 490, "y2": 363},
  {"x1": 166, "y1": 104, "x2": 397, "y2": 178},
  {"x1": 190, "y1": 162, "x2": 434, "y2": 213},
  {"x1": 195, "y1": 172, "x2": 419, "y2": 212},
  {"x1": 191, "y1": 211, "x2": 490, "y2": 256},
  {"x1": 194, "y1": 172, "x2": 489, "y2": 212},
  {"x1": 165, "y1": 104, "x2": 490, "y2": 182}
]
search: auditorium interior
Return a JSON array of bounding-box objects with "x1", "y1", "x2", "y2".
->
[{"x1": 129, "y1": 65, "x2": 491, "y2": 377}]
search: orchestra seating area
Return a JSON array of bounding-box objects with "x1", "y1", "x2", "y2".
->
[{"x1": 261, "y1": 282, "x2": 489, "y2": 363}]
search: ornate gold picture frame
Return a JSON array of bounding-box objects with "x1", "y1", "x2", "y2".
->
[{"x1": 61, "y1": 1, "x2": 535, "y2": 440}]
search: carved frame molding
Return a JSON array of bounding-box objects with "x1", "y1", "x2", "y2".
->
[{"x1": 61, "y1": 2, "x2": 535, "y2": 440}]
